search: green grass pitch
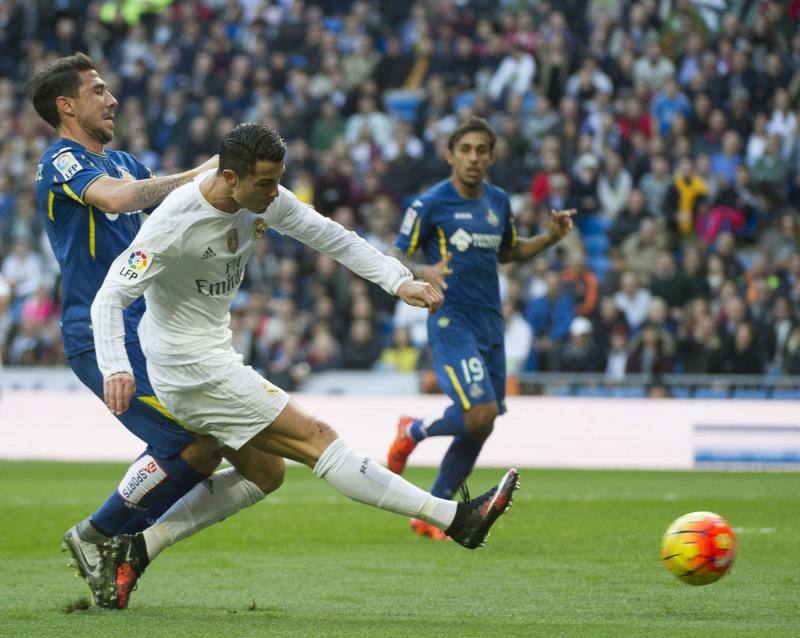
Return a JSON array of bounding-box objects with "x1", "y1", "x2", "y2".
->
[{"x1": 1, "y1": 461, "x2": 798, "y2": 637}]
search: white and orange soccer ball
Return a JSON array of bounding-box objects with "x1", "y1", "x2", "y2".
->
[{"x1": 660, "y1": 511, "x2": 737, "y2": 586}]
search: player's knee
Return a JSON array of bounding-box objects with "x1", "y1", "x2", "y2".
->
[
  {"x1": 180, "y1": 435, "x2": 223, "y2": 476},
  {"x1": 465, "y1": 403, "x2": 498, "y2": 441},
  {"x1": 250, "y1": 458, "x2": 286, "y2": 495},
  {"x1": 308, "y1": 416, "x2": 338, "y2": 447}
]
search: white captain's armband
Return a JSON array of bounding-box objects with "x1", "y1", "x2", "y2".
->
[
  {"x1": 399, "y1": 207, "x2": 417, "y2": 235},
  {"x1": 53, "y1": 151, "x2": 83, "y2": 180}
]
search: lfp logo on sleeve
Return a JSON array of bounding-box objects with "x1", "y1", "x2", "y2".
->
[{"x1": 119, "y1": 250, "x2": 150, "y2": 279}]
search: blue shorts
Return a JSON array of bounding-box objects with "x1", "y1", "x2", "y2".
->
[
  {"x1": 68, "y1": 340, "x2": 193, "y2": 458},
  {"x1": 429, "y1": 311, "x2": 506, "y2": 415}
]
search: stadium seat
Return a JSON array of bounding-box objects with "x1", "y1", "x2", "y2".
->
[
  {"x1": 575, "y1": 386, "x2": 613, "y2": 397},
  {"x1": 771, "y1": 388, "x2": 800, "y2": 400},
  {"x1": 732, "y1": 388, "x2": 768, "y2": 400},
  {"x1": 670, "y1": 387, "x2": 691, "y2": 398},
  {"x1": 452, "y1": 91, "x2": 477, "y2": 112},
  {"x1": 576, "y1": 214, "x2": 612, "y2": 236},
  {"x1": 611, "y1": 386, "x2": 646, "y2": 398},
  {"x1": 384, "y1": 90, "x2": 422, "y2": 123},
  {"x1": 587, "y1": 255, "x2": 611, "y2": 277},
  {"x1": 582, "y1": 234, "x2": 610, "y2": 256},
  {"x1": 693, "y1": 387, "x2": 729, "y2": 399}
]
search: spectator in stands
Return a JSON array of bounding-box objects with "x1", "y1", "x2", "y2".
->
[
  {"x1": 604, "y1": 324, "x2": 629, "y2": 382},
  {"x1": 651, "y1": 251, "x2": 692, "y2": 309},
  {"x1": 561, "y1": 248, "x2": 599, "y2": 318},
  {"x1": 608, "y1": 187, "x2": 649, "y2": 246},
  {"x1": 614, "y1": 270, "x2": 652, "y2": 331},
  {"x1": 379, "y1": 326, "x2": 419, "y2": 373},
  {"x1": 625, "y1": 322, "x2": 675, "y2": 375},
  {"x1": 720, "y1": 322, "x2": 764, "y2": 374},
  {"x1": 341, "y1": 318, "x2": 383, "y2": 370},
  {"x1": 503, "y1": 299, "x2": 533, "y2": 374},
  {"x1": 525, "y1": 271, "x2": 575, "y2": 371},
  {"x1": 634, "y1": 41, "x2": 676, "y2": 93},
  {"x1": 2, "y1": 237, "x2": 43, "y2": 317},
  {"x1": 638, "y1": 154, "x2": 671, "y2": 219},
  {"x1": 488, "y1": 42, "x2": 536, "y2": 103},
  {"x1": 664, "y1": 156, "x2": 708, "y2": 239},
  {"x1": 597, "y1": 149, "x2": 632, "y2": 219},
  {"x1": 621, "y1": 217, "x2": 668, "y2": 285},
  {"x1": 556, "y1": 316, "x2": 603, "y2": 372}
]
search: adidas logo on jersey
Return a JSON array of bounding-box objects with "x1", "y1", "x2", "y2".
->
[{"x1": 200, "y1": 246, "x2": 216, "y2": 260}]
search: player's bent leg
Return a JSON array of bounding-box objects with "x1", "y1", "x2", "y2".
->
[{"x1": 101, "y1": 456, "x2": 281, "y2": 610}]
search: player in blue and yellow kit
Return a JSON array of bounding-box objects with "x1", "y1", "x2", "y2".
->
[
  {"x1": 387, "y1": 118, "x2": 575, "y2": 538},
  {"x1": 29, "y1": 53, "x2": 283, "y2": 605}
]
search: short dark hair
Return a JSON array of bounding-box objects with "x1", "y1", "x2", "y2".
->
[
  {"x1": 27, "y1": 52, "x2": 96, "y2": 129},
  {"x1": 447, "y1": 117, "x2": 497, "y2": 153},
  {"x1": 219, "y1": 123, "x2": 286, "y2": 178}
]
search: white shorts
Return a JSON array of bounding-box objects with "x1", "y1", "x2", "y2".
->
[{"x1": 146, "y1": 350, "x2": 290, "y2": 450}]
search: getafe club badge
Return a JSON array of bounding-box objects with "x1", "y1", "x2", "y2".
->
[
  {"x1": 254, "y1": 219, "x2": 267, "y2": 239},
  {"x1": 227, "y1": 228, "x2": 239, "y2": 253},
  {"x1": 486, "y1": 208, "x2": 499, "y2": 226}
]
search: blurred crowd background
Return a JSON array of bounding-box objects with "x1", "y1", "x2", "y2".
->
[{"x1": 1, "y1": 0, "x2": 799, "y2": 391}]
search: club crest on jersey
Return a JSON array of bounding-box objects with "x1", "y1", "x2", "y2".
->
[
  {"x1": 469, "y1": 384, "x2": 485, "y2": 399},
  {"x1": 486, "y1": 208, "x2": 499, "y2": 226},
  {"x1": 254, "y1": 219, "x2": 267, "y2": 239},
  {"x1": 53, "y1": 151, "x2": 82, "y2": 180},
  {"x1": 227, "y1": 228, "x2": 239, "y2": 252}
]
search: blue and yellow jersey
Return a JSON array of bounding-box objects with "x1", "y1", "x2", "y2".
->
[
  {"x1": 394, "y1": 178, "x2": 517, "y2": 341},
  {"x1": 34, "y1": 138, "x2": 154, "y2": 358}
]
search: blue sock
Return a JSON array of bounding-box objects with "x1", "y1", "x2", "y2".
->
[
  {"x1": 408, "y1": 404, "x2": 467, "y2": 441},
  {"x1": 430, "y1": 434, "x2": 484, "y2": 499},
  {"x1": 90, "y1": 450, "x2": 207, "y2": 535}
]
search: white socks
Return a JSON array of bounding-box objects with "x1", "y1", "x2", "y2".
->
[
  {"x1": 313, "y1": 439, "x2": 457, "y2": 530},
  {"x1": 142, "y1": 467, "x2": 265, "y2": 561}
]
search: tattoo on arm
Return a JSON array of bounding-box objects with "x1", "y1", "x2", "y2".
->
[{"x1": 129, "y1": 174, "x2": 190, "y2": 209}]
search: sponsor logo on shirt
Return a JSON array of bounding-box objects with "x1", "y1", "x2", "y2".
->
[
  {"x1": 455, "y1": 212, "x2": 473, "y2": 220},
  {"x1": 486, "y1": 208, "x2": 499, "y2": 226},
  {"x1": 53, "y1": 151, "x2": 82, "y2": 180},
  {"x1": 200, "y1": 246, "x2": 217, "y2": 260},
  {"x1": 195, "y1": 255, "x2": 244, "y2": 296},
  {"x1": 449, "y1": 228, "x2": 502, "y2": 252}
]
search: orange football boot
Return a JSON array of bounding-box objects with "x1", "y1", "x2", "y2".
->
[
  {"x1": 387, "y1": 416, "x2": 419, "y2": 474},
  {"x1": 410, "y1": 518, "x2": 449, "y2": 540}
]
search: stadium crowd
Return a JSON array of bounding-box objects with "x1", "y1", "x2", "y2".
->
[{"x1": 0, "y1": 0, "x2": 799, "y2": 387}]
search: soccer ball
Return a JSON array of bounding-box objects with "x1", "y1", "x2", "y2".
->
[{"x1": 660, "y1": 511, "x2": 737, "y2": 586}]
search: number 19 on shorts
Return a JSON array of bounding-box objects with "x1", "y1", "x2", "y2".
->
[{"x1": 460, "y1": 357, "x2": 484, "y2": 383}]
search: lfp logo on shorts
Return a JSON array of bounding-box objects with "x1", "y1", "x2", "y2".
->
[{"x1": 120, "y1": 249, "x2": 150, "y2": 279}]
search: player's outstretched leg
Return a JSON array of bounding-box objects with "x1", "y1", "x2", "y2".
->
[{"x1": 255, "y1": 400, "x2": 517, "y2": 550}]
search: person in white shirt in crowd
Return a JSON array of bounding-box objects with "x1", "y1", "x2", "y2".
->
[
  {"x1": 488, "y1": 43, "x2": 536, "y2": 103},
  {"x1": 90, "y1": 123, "x2": 519, "y2": 609},
  {"x1": 503, "y1": 299, "x2": 533, "y2": 374},
  {"x1": 614, "y1": 270, "x2": 652, "y2": 331}
]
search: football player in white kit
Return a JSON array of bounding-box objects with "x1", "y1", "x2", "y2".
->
[{"x1": 91, "y1": 123, "x2": 518, "y2": 608}]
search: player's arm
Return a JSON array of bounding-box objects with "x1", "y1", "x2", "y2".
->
[
  {"x1": 83, "y1": 155, "x2": 218, "y2": 214},
  {"x1": 91, "y1": 231, "x2": 176, "y2": 414},
  {"x1": 267, "y1": 188, "x2": 441, "y2": 313},
  {"x1": 499, "y1": 208, "x2": 576, "y2": 263}
]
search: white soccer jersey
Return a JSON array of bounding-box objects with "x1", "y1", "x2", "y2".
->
[{"x1": 92, "y1": 171, "x2": 412, "y2": 378}]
